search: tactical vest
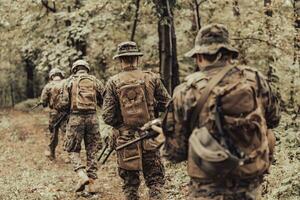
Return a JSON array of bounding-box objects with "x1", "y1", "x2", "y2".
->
[
  {"x1": 115, "y1": 69, "x2": 156, "y2": 128},
  {"x1": 70, "y1": 74, "x2": 97, "y2": 112},
  {"x1": 186, "y1": 66, "x2": 274, "y2": 179},
  {"x1": 114, "y1": 69, "x2": 159, "y2": 170}
]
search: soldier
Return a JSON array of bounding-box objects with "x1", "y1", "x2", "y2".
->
[
  {"x1": 40, "y1": 68, "x2": 67, "y2": 160},
  {"x1": 102, "y1": 41, "x2": 171, "y2": 200},
  {"x1": 63, "y1": 59, "x2": 104, "y2": 194},
  {"x1": 162, "y1": 24, "x2": 281, "y2": 200}
]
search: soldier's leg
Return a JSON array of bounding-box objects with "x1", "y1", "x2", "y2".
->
[
  {"x1": 48, "y1": 126, "x2": 59, "y2": 158},
  {"x1": 64, "y1": 114, "x2": 88, "y2": 192},
  {"x1": 84, "y1": 114, "x2": 101, "y2": 179},
  {"x1": 45, "y1": 112, "x2": 58, "y2": 160},
  {"x1": 118, "y1": 168, "x2": 141, "y2": 200},
  {"x1": 84, "y1": 114, "x2": 102, "y2": 193},
  {"x1": 189, "y1": 178, "x2": 260, "y2": 200},
  {"x1": 142, "y1": 150, "x2": 165, "y2": 200}
]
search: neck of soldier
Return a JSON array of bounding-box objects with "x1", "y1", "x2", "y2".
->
[
  {"x1": 52, "y1": 76, "x2": 62, "y2": 81},
  {"x1": 76, "y1": 69, "x2": 88, "y2": 75},
  {"x1": 121, "y1": 62, "x2": 138, "y2": 71},
  {"x1": 197, "y1": 58, "x2": 231, "y2": 71}
]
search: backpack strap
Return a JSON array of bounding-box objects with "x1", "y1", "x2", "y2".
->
[{"x1": 190, "y1": 64, "x2": 237, "y2": 130}]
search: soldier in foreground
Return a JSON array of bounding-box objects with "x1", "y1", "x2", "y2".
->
[
  {"x1": 102, "y1": 41, "x2": 171, "y2": 200},
  {"x1": 63, "y1": 60, "x2": 104, "y2": 194},
  {"x1": 162, "y1": 24, "x2": 281, "y2": 199},
  {"x1": 40, "y1": 68, "x2": 67, "y2": 160}
]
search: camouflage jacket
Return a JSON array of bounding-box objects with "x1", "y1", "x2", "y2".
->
[
  {"x1": 162, "y1": 64, "x2": 281, "y2": 164},
  {"x1": 41, "y1": 79, "x2": 66, "y2": 110},
  {"x1": 102, "y1": 67, "x2": 171, "y2": 129}
]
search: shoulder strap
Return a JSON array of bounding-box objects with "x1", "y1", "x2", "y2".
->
[{"x1": 190, "y1": 64, "x2": 236, "y2": 130}]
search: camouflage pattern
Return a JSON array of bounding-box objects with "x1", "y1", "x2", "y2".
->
[
  {"x1": 49, "y1": 68, "x2": 65, "y2": 79},
  {"x1": 188, "y1": 177, "x2": 262, "y2": 200},
  {"x1": 40, "y1": 78, "x2": 67, "y2": 158},
  {"x1": 185, "y1": 23, "x2": 239, "y2": 58},
  {"x1": 64, "y1": 113, "x2": 101, "y2": 179},
  {"x1": 47, "y1": 110, "x2": 67, "y2": 157},
  {"x1": 113, "y1": 41, "x2": 143, "y2": 59},
  {"x1": 102, "y1": 68, "x2": 170, "y2": 127},
  {"x1": 63, "y1": 69, "x2": 104, "y2": 181},
  {"x1": 118, "y1": 150, "x2": 165, "y2": 200},
  {"x1": 102, "y1": 66, "x2": 170, "y2": 199},
  {"x1": 71, "y1": 59, "x2": 90, "y2": 72},
  {"x1": 162, "y1": 65, "x2": 281, "y2": 199},
  {"x1": 41, "y1": 79, "x2": 66, "y2": 109},
  {"x1": 162, "y1": 23, "x2": 281, "y2": 199}
]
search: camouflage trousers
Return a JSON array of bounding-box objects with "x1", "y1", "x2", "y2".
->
[
  {"x1": 188, "y1": 177, "x2": 262, "y2": 200},
  {"x1": 118, "y1": 150, "x2": 165, "y2": 200},
  {"x1": 48, "y1": 111, "x2": 67, "y2": 156},
  {"x1": 64, "y1": 113, "x2": 101, "y2": 179}
]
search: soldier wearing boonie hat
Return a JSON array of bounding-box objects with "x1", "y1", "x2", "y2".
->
[
  {"x1": 103, "y1": 41, "x2": 170, "y2": 200},
  {"x1": 162, "y1": 23, "x2": 281, "y2": 200}
]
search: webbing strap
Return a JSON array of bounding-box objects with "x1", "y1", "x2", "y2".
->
[{"x1": 190, "y1": 64, "x2": 237, "y2": 130}]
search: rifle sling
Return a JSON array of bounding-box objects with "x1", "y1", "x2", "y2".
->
[{"x1": 190, "y1": 64, "x2": 236, "y2": 130}]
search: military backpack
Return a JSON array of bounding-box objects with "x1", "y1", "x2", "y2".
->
[{"x1": 187, "y1": 65, "x2": 275, "y2": 179}]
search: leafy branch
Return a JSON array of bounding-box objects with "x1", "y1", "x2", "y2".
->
[{"x1": 232, "y1": 36, "x2": 288, "y2": 52}]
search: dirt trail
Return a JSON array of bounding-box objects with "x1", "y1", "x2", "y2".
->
[
  {"x1": 0, "y1": 109, "x2": 299, "y2": 200},
  {"x1": 0, "y1": 110, "x2": 187, "y2": 200}
]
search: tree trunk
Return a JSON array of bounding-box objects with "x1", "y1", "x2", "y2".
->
[
  {"x1": 25, "y1": 59, "x2": 35, "y2": 99},
  {"x1": 154, "y1": 0, "x2": 180, "y2": 95},
  {"x1": 294, "y1": 0, "x2": 300, "y2": 65},
  {"x1": 10, "y1": 82, "x2": 15, "y2": 107},
  {"x1": 232, "y1": 0, "x2": 247, "y2": 64},
  {"x1": 130, "y1": 0, "x2": 141, "y2": 41},
  {"x1": 193, "y1": 0, "x2": 201, "y2": 31}
]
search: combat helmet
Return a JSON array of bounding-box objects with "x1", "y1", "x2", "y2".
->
[
  {"x1": 185, "y1": 23, "x2": 239, "y2": 59},
  {"x1": 71, "y1": 59, "x2": 90, "y2": 73},
  {"x1": 113, "y1": 41, "x2": 143, "y2": 59},
  {"x1": 49, "y1": 68, "x2": 65, "y2": 79}
]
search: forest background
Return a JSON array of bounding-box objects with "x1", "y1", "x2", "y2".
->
[{"x1": 0, "y1": 0, "x2": 299, "y2": 200}]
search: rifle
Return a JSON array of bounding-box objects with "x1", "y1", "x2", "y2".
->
[
  {"x1": 53, "y1": 112, "x2": 69, "y2": 129},
  {"x1": 116, "y1": 119, "x2": 163, "y2": 151},
  {"x1": 98, "y1": 119, "x2": 163, "y2": 165},
  {"x1": 97, "y1": 136, "x2": 114, "y2": 165},
  {"x1": 31, "y1": 102, "x2": 43, "y2": 111}
]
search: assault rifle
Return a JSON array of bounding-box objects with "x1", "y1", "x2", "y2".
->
[
  {"x1": 53, "y1": 111, "x2": 69, "y2": 129},
  {"x1": 31, "y1": 102, "x2": 43, "y2": 111},
  {"x1": 98, "y1": 119, "x2": 163, "y2": 165},
  {"x1": 116, "y1": 119, "x2": 163, "y2": 151}
]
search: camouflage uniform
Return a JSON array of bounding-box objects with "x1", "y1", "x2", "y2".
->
[
  {"x1": 63, "y1": 60, "x2": 104, "y2": 192},
  {"x1": 102, "y1": 41, "x2": 170, "y2": 200},
  {"x1": 40, "y1": 68, "x2": 66, "y2": 159},
  {"x1": 162, "y1": 24, "x2": 281, "y2": 200}
]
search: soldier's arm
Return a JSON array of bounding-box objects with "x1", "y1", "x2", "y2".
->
[
  {"x1": 96, "y1": 79, "x2": 105, "y2": 107},
  {"x1": 102, "y1": 79, "x2": 122, "y2": 128},
  {"x1": 162, "y1": 85, "x2": 190, "y2": 163},
  {"x1": 40, "y1": 84, "x2": 50, "y2": 107},
  {"x1": 154, "y1": 75, "x2": 171, "y2": 112},
  {"x1": 264, "y1": 79, "x2": 281, "y2": 129}
]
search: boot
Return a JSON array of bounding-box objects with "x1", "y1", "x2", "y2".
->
[
  {"x1": 87, "y1": 179, "x2": 97, "y2": 194},
  {"x1": 44, "y1": 149, "x2": 55, "y2": 160},
  {"x1": 124, "y1": 187, "x2": 139, "y2": 200},
  {"x1": 149, "y1": 186, "x2": 163, "y2": 200},
  {"x1": 75, "y1": 169, "x2": 90, "y2": 192}
]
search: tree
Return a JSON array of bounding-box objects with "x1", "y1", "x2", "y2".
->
[
  {"x1": 153, "y1": 0, "x2": 180, "y2": 94},
  {"x1": 130, "y1": 0, "x2": 141, "y2": 41},
  {"x1": 294, "y1": 0, "x2": 300, "y2": 65}
]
